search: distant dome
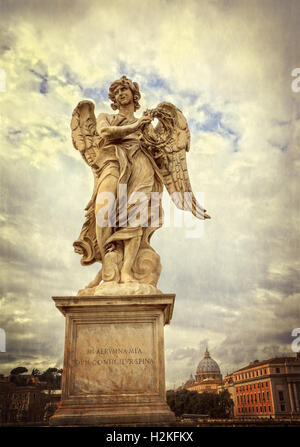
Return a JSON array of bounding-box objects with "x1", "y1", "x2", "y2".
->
[
  {"x1": 196, "y1": 348, "x2": 221, "y2": 374},
  {"x1": 183, "y1": 374, "x2": 195, "y2": 388},
  {"x1": 195, "y1": 348, "x2": 222, "y2": 382}
]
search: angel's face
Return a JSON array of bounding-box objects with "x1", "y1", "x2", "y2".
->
[{"x1": 114, "y1": 85, "x2": 133, "y2": 108}]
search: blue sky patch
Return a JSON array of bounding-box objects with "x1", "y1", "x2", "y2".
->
[
  {"x1": 117, "y1": 61, "x2": 136, "y2": 79},
  {"x1": 83, "y1": 86, "x2": 107, "y2": 103},
  {"x1": 146, "y1": 74, "x2": 171, "y2": 92},
  {"x1": 6, "y1": 128, "x2": 23, "y2": 145},
  {"x1": 189, "y1": 103, "x2": 240, "y2": 151},
  {"x1": 29, "y1": 68, "x2": 49, "y2": 94}
]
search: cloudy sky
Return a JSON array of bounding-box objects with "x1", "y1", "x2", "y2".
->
[{"x1": 0, "y1": 0, "x2": 299, "y2": 388}]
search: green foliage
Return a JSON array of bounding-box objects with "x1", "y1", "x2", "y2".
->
[{"x1": 166, "y1": 389, "x2": 234, "y2": 418}]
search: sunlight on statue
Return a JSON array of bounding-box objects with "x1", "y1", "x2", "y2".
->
[{"x1": 71, "y1": 76, "x2": 210, "y2": 296}]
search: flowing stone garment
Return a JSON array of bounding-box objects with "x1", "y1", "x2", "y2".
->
[
  {"x1": 72, "y1": 106, "x2": 163, "y2": 291},
  {"x1": 71, "y1": 101, "x2": 209, "y2": 295}
]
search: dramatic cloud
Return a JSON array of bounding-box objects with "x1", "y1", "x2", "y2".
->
[{"x1": 0, "y1": 0, "x2": 299, "y2": 387}]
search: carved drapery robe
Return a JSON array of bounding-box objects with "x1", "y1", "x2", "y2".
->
[{"x1": 73, "y1": 113, "x2": 164, "y2": 285}]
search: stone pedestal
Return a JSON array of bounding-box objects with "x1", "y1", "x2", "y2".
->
[{"x1": 49, "y1": 294, "x2": 176, "y2": 426}]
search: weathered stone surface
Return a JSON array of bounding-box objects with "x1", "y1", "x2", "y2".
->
[
  {"x1": 79, "y1": 281, "x2": 162, "y2": 296},
  {"x1": 50, "y1": 294, "x2": 175, "y2": 425},
  {"x1": 72, "y1": 75, "x2": 210, "y2": 296}
]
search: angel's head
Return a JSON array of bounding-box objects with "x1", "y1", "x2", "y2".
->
[{"x1": 109, "y1": 76, "x2": 141, "y2": 111}]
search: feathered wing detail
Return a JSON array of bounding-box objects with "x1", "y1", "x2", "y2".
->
[
  {"x1": 143, "y1": 102, "x2": 210, "y2": 220},
  {"x1": 70, "y1": 100, "x2": 102, "y2": 264},
  {"x1": 71, "y1": 100, "x2": 101, "y2": 171}
]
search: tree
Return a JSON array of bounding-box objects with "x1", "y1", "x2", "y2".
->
[
  {"x1": 10, "y1": 366, "x2": 28, "y2": 375},
  {"x1": 166, "y1": 389, "x2": 234, "y2": 419},
  {"x1": 31, "y1": 368, "x2": 41, "y2": 376},
  {"x1": 40, "y1": 367, "x2": 62, "y2": 389},
  {"x1": 45, "y1": 368, "x2": 58, "y2": 374}
]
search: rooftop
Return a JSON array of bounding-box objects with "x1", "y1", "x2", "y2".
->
[{"x1": 233, "y1": 355, "x2": 300, "y2": 373}]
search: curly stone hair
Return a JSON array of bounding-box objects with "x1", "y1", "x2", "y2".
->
[{"x1": 108, "y1": 75, "x2": 141, "y2": 111}]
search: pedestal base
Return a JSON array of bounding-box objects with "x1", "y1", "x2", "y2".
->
[{"x1": 50, "y1": 294, "x2": 175, "y2": 426}]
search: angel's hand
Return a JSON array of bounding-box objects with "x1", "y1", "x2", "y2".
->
[{"x1": 137, "y1": 113, "x2": 153, "y2": 130}]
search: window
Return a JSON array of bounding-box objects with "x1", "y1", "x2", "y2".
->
[
  {"x1": 268, "y1": 406, "x2": 271, "y2": 412},
  {"x1": 254, "y1": 383, "x2": 256, "y2": 389},
  {"x1": 280, "y1": 404, "x2": 285, "y2": 412},
  {"x1": 264, "y1": 369, "x2": 267, "y2": 374},
  {"x1": 256, "y1": 407, "x2": 258, "y2": 412},
  {"x1": 276, "y1": 368, "x2": 280, "y2": 373},
  {"x1": 267, "y1": 391, "x2": 269, "y2": 401},
  {"x1": 237, "y1": 396, "x2": 239, "y2": 404},
  {"x1": 279, "y1": 391, "x2": 284, "y2": 401},
  {"x1": 262, "y1": 382, "x2": 264, "y2": 388}
]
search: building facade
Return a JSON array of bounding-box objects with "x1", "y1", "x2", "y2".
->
[
  {"x1": 233, "y1": 354, "x2": 300, "y2": 419},
  {"x1": 180, "y1": 349, "x2": 300, "y2": 420},
  {"x1": 0, "y1": 374, "x2": 61, "y2": 423},
  {"x1": 221, "y1": 373, "x2": 237, "y2": 412}
]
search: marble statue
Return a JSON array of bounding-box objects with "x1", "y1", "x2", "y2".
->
[{"x1": 71, "y1": 76, "x2": 210, "y2": 295}]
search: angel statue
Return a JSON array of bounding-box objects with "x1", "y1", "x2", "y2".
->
[{"x1": 71, "y1": 75, "x2": 210, "y2": 296}]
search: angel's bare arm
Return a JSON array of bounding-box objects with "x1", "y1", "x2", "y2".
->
[{"x1": 96, "y1": 113, "x2": 152, "y2": 141}]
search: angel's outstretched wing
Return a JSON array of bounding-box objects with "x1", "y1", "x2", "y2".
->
[
  {"x1": 70, "y1": 100, "x2": 101, "y2": 264},
  {"x1": 71, "y1": 100, "x2": 101, "y2": 173},
  {"x1": 142, "y1": 102, "x2": 210, "y2": 220}
]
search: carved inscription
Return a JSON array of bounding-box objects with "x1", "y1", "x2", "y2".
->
[
  {"x1": 70, "y1": 322, "x2": 157, "y2": 394},
  {"x1": 75, "y1": 346, "x2": 154, "y2": 366}
]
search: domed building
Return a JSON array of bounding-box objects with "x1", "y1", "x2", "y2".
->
[
  {"x1": 196, "y1": 348, "x2": 222, "y2": 382},
  {"x1": 183, "y1": 348, "x2": 223, "y2": 394}
]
